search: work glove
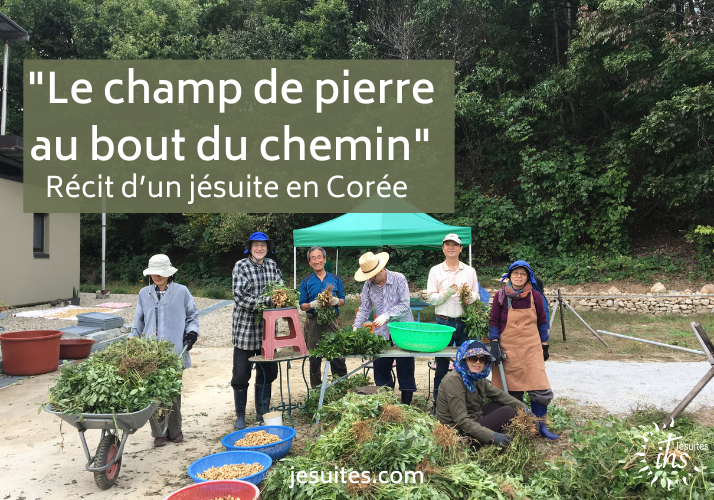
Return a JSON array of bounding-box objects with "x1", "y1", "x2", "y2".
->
[
  {"x1": 259, "y1": 295, "x2": 273, "y2": 307},
  {"x1": 309, "y1": 300, "x2": 320, "y2": 309},
  {"x1": 542, "y1": 344, "x2": 550, "y2": 361},
  {"x1": 183, "y1": 332, "x2": 198, "y2": 351},
  {"x1": 442, "y1": 284, "x2": 458, "y2": 299},
  {"x1": 329, "y1": 297, "x2": 340, "y2": 306},
  {"x1": 489, "y1": 341, "x2": 504, "y2": 364},
  {"x1": 490, "y1": 432, "x2": 512, "y2": 449},
  {"x1": 374, "y1": 314, "x2": 389, "y2": 327},
  {"x1": 464, "y1": 292, "x2": 477, "y2": 305}
]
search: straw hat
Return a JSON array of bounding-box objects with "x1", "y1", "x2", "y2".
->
[
  {"x1": 354, "y1": 251, "x2": 390, "y2": 281},
  {"x1": 143, "y1": 254, "x2": 178, "y2": 277}
]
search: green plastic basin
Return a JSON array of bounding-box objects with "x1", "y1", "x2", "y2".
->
[{"x1": 388, "y1": 322, "x2": 455, "y2": 352}]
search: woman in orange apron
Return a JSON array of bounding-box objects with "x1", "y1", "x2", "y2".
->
[{"x1": 488, "y1": 260, "x2": 558, "y2": 440}]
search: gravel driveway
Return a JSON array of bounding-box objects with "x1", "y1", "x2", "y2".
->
[{"x1": 545, "y1": 359, "x2": 714, "y2": 414}]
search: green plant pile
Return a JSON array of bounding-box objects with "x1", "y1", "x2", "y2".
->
[
  {"x1": 49, "y1": 337, "x2": 183, "y2": 415},
  {"x1": 254, "y1": 281, "x2": 299, "y2": 324},
  {"x1": 310, "y1": 327, "x2": 389, "y2": 360},
  {"x1": 263, "y1": 391, "x2": 532, "y2": 499},
  {"x1": 303, "y1": 373, "x2": 372, "y2": 415},
  {"x1": 459, "y1": 284, "x2": 491, "y2": 341},
  {"x1": 262, "y1": 390, "x2": 714, "y2": 500}
]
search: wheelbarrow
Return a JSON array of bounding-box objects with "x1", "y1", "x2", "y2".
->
[
  {"x1": 44, "y1": 345, "x2": 188, "y2": 489},
  {"x1": 45, "y1": 400, "x2": 161, "y2": 489}
]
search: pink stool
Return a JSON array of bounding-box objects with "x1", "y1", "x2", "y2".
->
[{"x1": 260, "y1": 308, "x2": 308, "y2": 360}]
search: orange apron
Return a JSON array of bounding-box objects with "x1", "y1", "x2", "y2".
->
[{"x1": 491, "y1": 291, "x2": 550, "y2": 392}]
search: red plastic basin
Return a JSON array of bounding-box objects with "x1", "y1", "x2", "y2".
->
[
  {"x1": 0, "y1": 330, "x2": 63, "y2": 376},
  {"x1": 164, "y1": 480, "x2": 260, "y2": 500},
  {"x1": 60, "y1": 338, "x2": 95, "y2": 359}
]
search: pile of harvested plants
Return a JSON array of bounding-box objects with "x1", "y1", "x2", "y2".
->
[
  {"x1": 254, "y1": 281, "x2": 299, "y2": 324},
  {"x1": 263, "y1": 392, "x2": 530, "y2": 500},
  {"x1": 459, "y1": 283, "x2": 490, "y2": 340},
  {"x1": 316, "y1": 285, "x2": 338, "y2": 326},
  {"x1": 49, "y1": 337, "x2": 183, "y2": 415},
  {"x1": 310, "y1": 327, "x2": 388, "y2": 360}
]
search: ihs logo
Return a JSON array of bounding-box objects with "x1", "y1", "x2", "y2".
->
[{"x1": 634, "y1": 418, "x2": 702, "y2": 490}]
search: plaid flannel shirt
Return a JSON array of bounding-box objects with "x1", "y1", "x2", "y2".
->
[{"x1": 231, "y1": 257, "x2": 284, "y2": 350}]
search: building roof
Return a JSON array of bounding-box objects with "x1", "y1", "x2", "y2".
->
[
  {"x1": 0, "y1": 12, "x2": 29, "y2": 41},
  {"x1": 0, "y1": 135, "x2": 23, "y2": 182}
]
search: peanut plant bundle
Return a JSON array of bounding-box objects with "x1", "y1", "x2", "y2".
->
[{"x1": 48, "y1": 337, "x2": 183, "y2": 415}]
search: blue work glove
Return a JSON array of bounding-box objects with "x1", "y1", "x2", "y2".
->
[
  {"x1": 542, "y1": 344, "x2": 550, "y2": 361},
  {"x1": 183, "y1": 332, "x2": 198, "y2": 351},
  {"x1": 489, "y1": 341, "x2": 503, "y2": 364},
  {"x1": 490, "y1": 432, "x2": 512, "y2": 449}
]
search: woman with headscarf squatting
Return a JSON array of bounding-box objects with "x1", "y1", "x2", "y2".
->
[
  {"x1": 489, "y1": 260, "x2": 559, "y2": 440},
  {"x1": 435, "y1": 340, "x2": 527, "y2": 448}
]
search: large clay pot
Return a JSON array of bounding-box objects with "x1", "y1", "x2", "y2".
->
[{"x1": 0, "y1": 330, "x2": 63, "y2": 376}]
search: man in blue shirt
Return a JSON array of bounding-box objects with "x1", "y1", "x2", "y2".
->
[{"x1": 299, "y1": 246, "x2": 347, "y2": 388}]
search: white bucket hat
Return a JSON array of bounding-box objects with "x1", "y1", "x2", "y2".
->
[
  {"x1": 354, "y1": 251, "x2": 390, "y2": 282},
  {"x1": 143, "y1": 254, "x2": 178, "y2": 277}
]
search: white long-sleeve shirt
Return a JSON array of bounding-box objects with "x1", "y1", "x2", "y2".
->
[{"x1": 426, "y1": 261, "x2": 479, "y2": 318}]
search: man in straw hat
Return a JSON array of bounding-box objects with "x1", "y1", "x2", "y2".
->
[
  {"x1": 353, "y1": 251, "x2": 416, "y2": 405},
  {"x1": 131, "y1": 254, "x2": 199, "y2": 447},
  {"x1": 231, "y1": 232, "x2": 283, "y2": 430}
]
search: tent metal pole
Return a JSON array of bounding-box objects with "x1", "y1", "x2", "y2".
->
[
  {"x1": 469, "y1": 244, "x2": 472, "y2": 268},
  {"x1": 336, "y1": 248, "x2": 338, "y2": 275},
  {"x1": 293, "y1": 247, "x2": 296, "y2": 289}
]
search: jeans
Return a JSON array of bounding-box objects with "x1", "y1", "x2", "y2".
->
[
  {"x1": 231, "y1": 347, "x2": 278, "y2": 391},
  {"x1": 433, "y1": 316, "x2": 468, "y2": 401}
]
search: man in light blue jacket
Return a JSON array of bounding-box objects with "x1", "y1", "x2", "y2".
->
[{"x1": 131, "y1": 254, "x2": 199, "y2": 446}]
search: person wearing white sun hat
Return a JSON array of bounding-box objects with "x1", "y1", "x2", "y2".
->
[
  {"x1": 131, "y1": 254, "x2": 199, "y2": 447},
  {"x1": 353, "y1": 251, "x2": 416, "y2": 405}
]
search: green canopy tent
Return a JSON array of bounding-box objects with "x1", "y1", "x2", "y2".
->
[{"x1": 292, "y1": 213, "x2": 472, "y2": 288}]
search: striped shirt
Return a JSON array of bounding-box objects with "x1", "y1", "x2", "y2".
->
[
  {"x1": 231, "y1": 257, "x2": 284, "y2": 351},
  {"x1": 353, "y1": 270, "x2": 414, "y2": 339}
]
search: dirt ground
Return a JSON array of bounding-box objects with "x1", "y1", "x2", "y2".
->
[{"x1": 0, "y1": 348, "x2": 444, "y2": 499}]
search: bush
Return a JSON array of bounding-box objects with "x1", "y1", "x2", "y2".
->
[{"x1": 202, "y1": 286, "x2": 230, "y2": 300}]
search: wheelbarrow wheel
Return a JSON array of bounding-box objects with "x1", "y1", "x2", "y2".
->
[{"x1": 94, "y1": 434, "x2": 122, "y2": 489}]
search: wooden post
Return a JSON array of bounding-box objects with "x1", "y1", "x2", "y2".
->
[
  {"x1": 661, "y1": 323, "x2": 714, "y2": 428},
  {"x1": 558, "y1": 290, "x2": 566, "y2": 342},
  {"x1": 561, "y1": 299, "x2": 609, "y2": 348}
]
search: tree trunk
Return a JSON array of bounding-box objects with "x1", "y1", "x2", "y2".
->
[{"x1": 553, "y1": 5, "x2": 560, "y2": 66}]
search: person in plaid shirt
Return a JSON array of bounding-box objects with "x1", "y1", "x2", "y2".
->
[{"x1": 231, "y1": 232, "x2": 284, "y2": 430}]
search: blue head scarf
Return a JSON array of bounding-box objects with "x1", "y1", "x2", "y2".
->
[
  {"x1": 499, "y1": 260, "x2": 536, "y2": 284},
  {"x1": 453, "y1": 340, "x2": 495, "y2": 393}
]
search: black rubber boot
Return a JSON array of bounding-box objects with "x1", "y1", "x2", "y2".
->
[
  {"x1": 401, "y1": 391, "x2": 413, "y2": 406},
  {"x1": 233, "y1": 389, "x2": 247, "y2": 430},
  {"x1": 255, "y1": 384, "x2": 272, "y2": 424}
]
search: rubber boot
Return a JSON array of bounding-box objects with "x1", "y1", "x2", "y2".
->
[
  {"x1": 255, "y1": 384, "x2": 272, "y2": 424},
  {"x1": 233, "y1": 389, "x2": 247, "y2": 430},
  {"x1": 531, "y1": 402, "x2": 559, "y2": 440},
  {"x1": 401, "y1": 391, "x2": 413, "y2": 406}
]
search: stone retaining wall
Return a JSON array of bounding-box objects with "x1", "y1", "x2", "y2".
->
[
  {"x1": 545, "y1": 295, "x2": 714, "y2": 316},
  {"x1": 411, "y1": 289, "x2": 714, "y2": 316}
]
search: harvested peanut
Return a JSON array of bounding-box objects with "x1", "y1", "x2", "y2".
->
[
  {"x1": 197, "y1": 462, "x2": 264, "y2": 480},
  {"x1": 233, "y1": 430, "x2": 281, "y2": 447}
]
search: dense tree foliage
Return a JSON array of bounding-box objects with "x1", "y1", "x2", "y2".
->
[{"x1": 3, "y1": 0, "x2": 712, "y2": 282}]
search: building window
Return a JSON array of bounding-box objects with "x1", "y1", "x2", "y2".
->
[{"x1": 33, "y1": 213, "x2": 49, "y2": 258}]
